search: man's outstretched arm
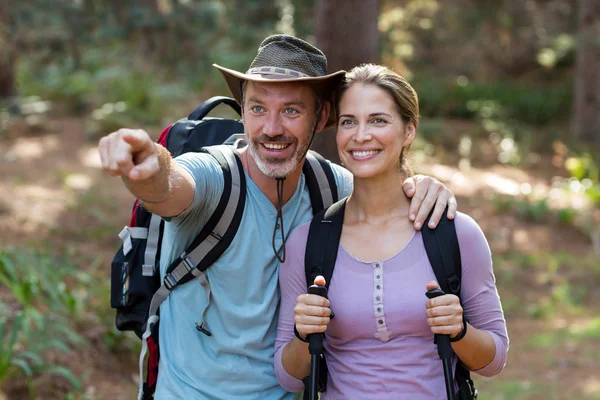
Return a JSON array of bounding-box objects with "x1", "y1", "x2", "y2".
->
[
  {"x1": 403, "y1": 175, "x2": 457, "y2": 230},
  {"x1": 98, "y1": 128, "x2": 194, "y2": 217}
]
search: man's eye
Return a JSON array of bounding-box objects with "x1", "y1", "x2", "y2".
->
[
  {"x1": 251, "y1": 106, "x2": 264, "y2": 113},
  {"x1": 284, "y1": 108, "x2": 298, "y2": 115}
]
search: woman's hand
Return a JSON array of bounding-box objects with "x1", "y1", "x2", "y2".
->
[
  {"x1": 425, "y1": 281, "x2": 463, "y2": 339},
  {"x1": 294, "y1": 275, "x2": 332, "y2": 340}
]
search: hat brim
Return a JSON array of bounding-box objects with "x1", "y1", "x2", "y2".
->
[{"x1": 213, "y1": 64, "x2": 346, "y2": 129}]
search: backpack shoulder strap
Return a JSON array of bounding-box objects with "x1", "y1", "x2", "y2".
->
[
  {"x1": 421, "y1": 209, "x2": 476, "y2": 396},
  {"x1": 421, "y1": 208, "x2": 461, "y2": 296},
  {"x1": 304, "y1": 198, "x2": 347, "y2": 289},
  {"x1": 303, "y1": 150, "x2": 338, "y2": 214},
  {"x1": 162, "y1": 145, "x2": 246, "y2": 289}
]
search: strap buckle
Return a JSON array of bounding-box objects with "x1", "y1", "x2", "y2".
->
[
  {"x1": 448, "y1": 275, "x2": 461, "y2": 294},
  {"x1": 195, "y1": 322, "x2": 212, "y2": 336}
]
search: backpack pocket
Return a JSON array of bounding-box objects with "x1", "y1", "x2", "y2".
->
[{"x1": 111, "y1": 227, "x2": 161, "y2": 338}]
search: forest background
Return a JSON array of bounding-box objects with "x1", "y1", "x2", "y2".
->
[{"x1": 0, "y1": 0, "x2": 599, "y2": 399}]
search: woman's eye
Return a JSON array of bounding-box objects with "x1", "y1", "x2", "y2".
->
[
  {"x1": 372, "y1": 118, "x2": 387, "y2": 124},
  {"x1": 340, "y1": 119, "x2": 355, "y2": 126}
]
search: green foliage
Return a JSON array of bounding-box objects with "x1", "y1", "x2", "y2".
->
[
  {"x1": 415, "y1": 77, "x2": 571, "y2": 126},
  {"x1": 0, "y1": 314, "x2": 81, "y2": 398},
  {"x1": 494, "y1": 249, "x2": 599, "y2": 320},
  {"x1": 491, "y1": 194, "x2": 579, "y2": 225},
  {"x1": 514, "y1": 198, "x2": 550, "y2": 222},
  {"x1": 565, "y1": 154, "x2": 599, "y2": 182},
  {"x1": 564, "y1": 153, "x2": 600, "y2": 206},
  {"x1": 528, "y1": 317, "x2": 600, "y2": 348},
  {"x1": 0, "y1": 247, "x2": 89, "y2": 396}
]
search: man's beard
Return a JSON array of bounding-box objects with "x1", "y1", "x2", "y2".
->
[{"x1": 247, "y1": 133, "x2": 312, "y2": 179}]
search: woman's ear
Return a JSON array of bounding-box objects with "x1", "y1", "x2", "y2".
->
[{"x1": 403, "y1": 121, "x2": 416, "y2": 147}]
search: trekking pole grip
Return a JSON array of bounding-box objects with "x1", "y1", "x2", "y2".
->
[
  {"x1": 425, "y1": 289, "x2": 453, "y2": 356},
  {"x1": 307, "y1": 284, "x2": 328, "y2": 355},
  {"x1": 426, "y1": 288, "x2": 456, "y2": 400},
  {"x1": 307, "y1": 284, "x2": 328, "y2": 400}
]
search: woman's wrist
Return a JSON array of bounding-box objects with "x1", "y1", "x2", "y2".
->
[
  {"x1": 294, "y1": 323, "x2": 309, "y2": 343},
  {"x1": 450, "y1": 317, "x2": 468, "y2": 342}
]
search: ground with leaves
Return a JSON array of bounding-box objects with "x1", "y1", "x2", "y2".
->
[{"x1": 0, "y1": 116, "x2": 598, "y2": 400}]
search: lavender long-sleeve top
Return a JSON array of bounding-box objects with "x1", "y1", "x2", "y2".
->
[{"x1": 275, "y1": 212, "x2": 509, "y2": 400}]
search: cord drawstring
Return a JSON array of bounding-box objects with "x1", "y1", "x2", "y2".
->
[
  {"x1": 270, "y1": 105, "x2": 324, "y2": 264},
  {"x1": 272, "y1": 177, "x2": 287, "y2": 263}
]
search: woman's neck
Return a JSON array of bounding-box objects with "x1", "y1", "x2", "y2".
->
[{"x1": 346, "y1": 172, "x2": 411, "y2": 225}]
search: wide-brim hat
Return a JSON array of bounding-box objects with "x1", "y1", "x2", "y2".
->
[{"x1": 214, "y1": 34, "x2": 346, "y2": 128}]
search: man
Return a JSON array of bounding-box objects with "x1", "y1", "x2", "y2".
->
[{"x1": 99, "y1": 35, "x2": 457, "y2": 399}]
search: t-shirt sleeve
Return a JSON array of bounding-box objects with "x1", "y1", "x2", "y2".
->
[
  {"x1": 274, "y1": 222, "x2": 312, "y2": 392},
  {"x1": 166, "y1": 151, "x2": 225, "y2": 229},
  {"x1": 455, "y1": 212, "x2": 509, "y2": 377},
  {"x1": 330, "y1": 162, "x2": 354, "y2": 199}
]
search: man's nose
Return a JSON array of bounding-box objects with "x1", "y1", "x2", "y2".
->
[{"x1": 264, "y1": 112, "x2": 284, "y2": 137}]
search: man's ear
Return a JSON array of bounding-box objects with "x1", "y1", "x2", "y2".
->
[{"x1": 316, "y1": 102, "x2": 331, "y2": 132}]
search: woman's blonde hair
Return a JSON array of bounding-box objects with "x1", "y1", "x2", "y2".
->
[{"x1": 336, "y1": 64, "x2": 419, "y2": 178}]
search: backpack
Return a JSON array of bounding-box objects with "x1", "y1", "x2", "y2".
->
[
  {"x1": 303, "y1": 198, "x2": 478, "y2": 400},
  {"x1": 109, "y1": 96, "x2": 339, "y2": 400}
]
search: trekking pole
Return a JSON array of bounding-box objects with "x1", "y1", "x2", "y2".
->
[
  {"x1": 426, "y1": 289, "x2": 456, "y2": 400},
  {"x1": 307, "y1": 284, "x2": 328, "y2": 400}
]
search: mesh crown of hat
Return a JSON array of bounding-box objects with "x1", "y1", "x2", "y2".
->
[{"x1": 249, "y1": 34, "x2": 328, "y2": 77}]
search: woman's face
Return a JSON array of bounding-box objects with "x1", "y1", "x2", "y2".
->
[{"x1": 336, "y1": 83, "x2": 415, "y2": 180}]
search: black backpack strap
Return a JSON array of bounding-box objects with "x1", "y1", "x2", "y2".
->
[
  {"x1": 422, "y1": 209, "x2": 477, "y2": 399},
  {"x1": 302, "y1": 197, "x2": 347, "y2": 397},
  {"x1": 304, "y1": 198, "x2": 347, "y2": 291},
  {"x1": 422, "y1": 208, "x2": 461, "y2": 296},
  {"x1": 188, "y1": 96, "x2": 242, "y2": 120},
  {"x1": 303, "y1": 150, "x2": 339, "y2": 214}
]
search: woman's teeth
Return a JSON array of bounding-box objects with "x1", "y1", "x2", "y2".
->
[{"x1": 351, "y1": 150, "x2": 380, "y2": 158}]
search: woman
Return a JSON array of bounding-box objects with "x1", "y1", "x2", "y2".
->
[{"x1": 274, "y1": 64, "x2": 508, "y2": 399}]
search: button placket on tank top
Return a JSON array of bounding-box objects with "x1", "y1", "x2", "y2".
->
[{"x1": 373, "y1": 261, "x2": 392, "y2": 342}]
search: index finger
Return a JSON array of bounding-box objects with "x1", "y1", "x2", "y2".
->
[
  {"x1": 304, "y1": 293, "x2": 330, "y2": 307},
  {"x1": 121, "y1": 129, "x2": 151, "y2": 151}
]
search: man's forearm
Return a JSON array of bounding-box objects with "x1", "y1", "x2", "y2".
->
[
  {"x1": 122, "y1": 144, "x2": 193, "y2": 217},
  {"x1": 122, "y1": 143, "x2": 172, "y2": 202}
]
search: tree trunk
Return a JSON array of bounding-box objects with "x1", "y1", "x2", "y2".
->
[
  {"x1": 0, "y1": 2, "x2": 16, "y2": 99},
  {"x1": 0, "y1": 52, "x2": 16, "y2": 99},
  {"x1": 572, "y1": 0, "x2": 600, "y2": 143},
  {"x1": 311, "y1": 0, "x2": 381, "y2": 163}
]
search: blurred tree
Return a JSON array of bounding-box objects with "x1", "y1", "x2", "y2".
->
[
  {"x1": 0, "y1": 0, "x2": 16, "y2": 99},
  {"x1": 311, "y1": 0, "x2": 381, "y2": 163},
  {"x1": 572, "y1": 0, "x2": 600, "y2": 143}
]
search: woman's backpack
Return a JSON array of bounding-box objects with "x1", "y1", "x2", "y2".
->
[{"x1": 303, "y1": 198, "x2": 478, "y2": 400}]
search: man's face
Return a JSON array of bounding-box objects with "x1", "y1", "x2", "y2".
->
[{"x1": 242, "y1": 81, "x2": 324, "y2": 179}]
